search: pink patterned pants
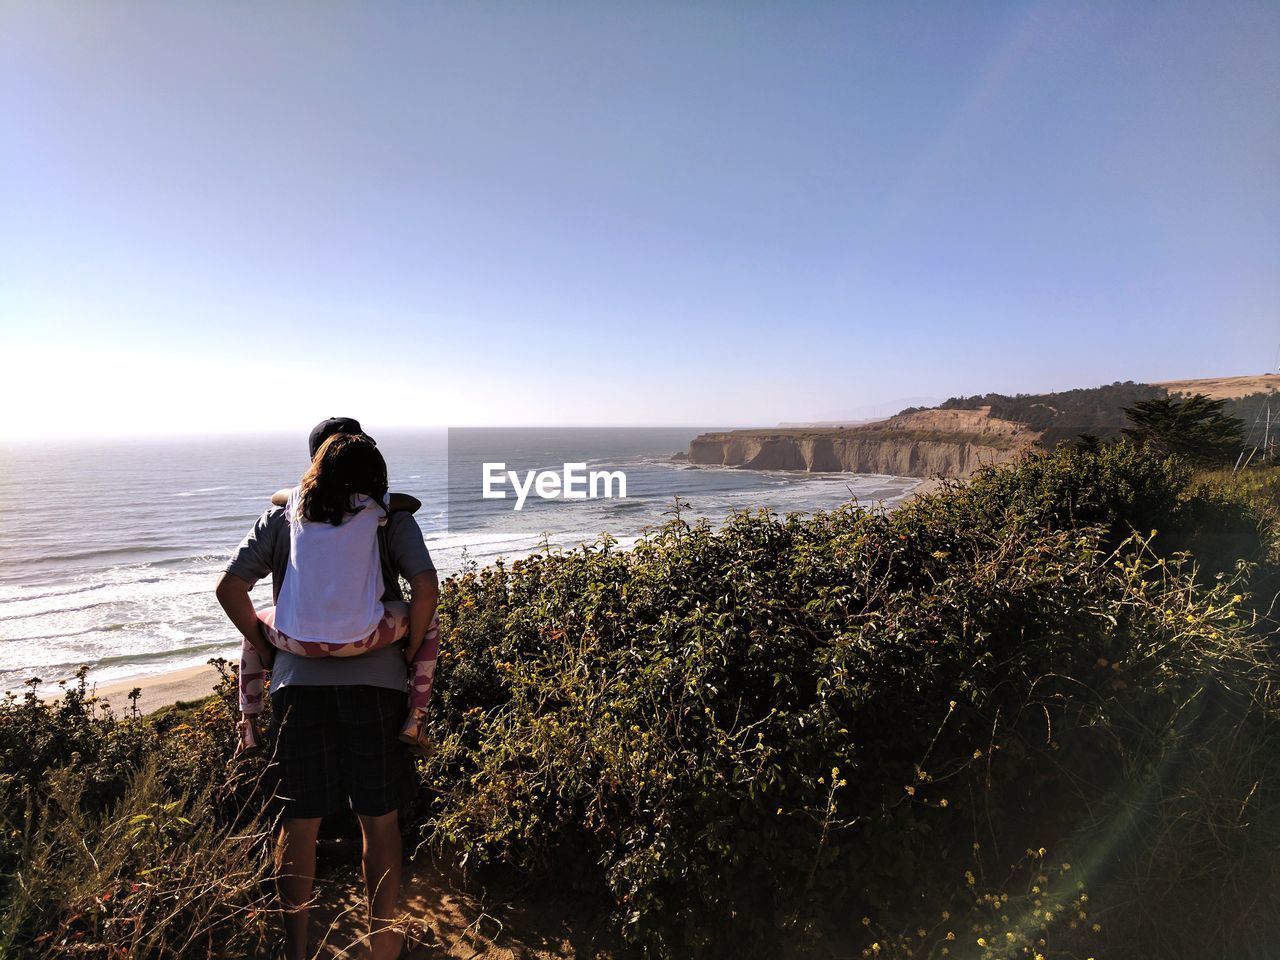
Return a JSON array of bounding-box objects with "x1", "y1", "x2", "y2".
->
[{"x1": 239, "y1": 601, "x2": 441, "y2": 716}]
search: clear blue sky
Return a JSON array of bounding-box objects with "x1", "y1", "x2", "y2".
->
[{"x1": 2, "y1": 1, "x2": 1277, "y2": 437}]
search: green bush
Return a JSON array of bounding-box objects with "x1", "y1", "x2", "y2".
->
[
  {"x1": 917, "y1": 440, "x2": 1270, "y2": 581},
  {"x1": 420, "y1": 444, "x2": 1280, "y2": 957}
]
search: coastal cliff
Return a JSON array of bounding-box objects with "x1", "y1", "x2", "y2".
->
[
  {"x1": 688, "y1": 408, "x2": 1039, "y2": 478},
  {"x1": 688, "y1": 375, "x2": 1271, "y2": 479}
]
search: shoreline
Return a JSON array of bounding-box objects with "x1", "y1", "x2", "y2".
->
[{"x1": 83, "y1": 663, "x2": 223, "y2": 716}]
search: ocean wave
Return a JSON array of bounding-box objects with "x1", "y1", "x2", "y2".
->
[
  {"x1": 0, "y1": 574, "x2": 223, "y2": 626},
  {"x1": 3, "y1": 617, "x2": 201, "y2": 644},
  {"x1": 173, "y1": 486, "x2": 231, "y2": 497},
  {"x1": 1, "y1": 639, "x2": 238, "y2": 692},
  {"x1": 16, "y1": 543, "x2": 174, "y2": 565}
]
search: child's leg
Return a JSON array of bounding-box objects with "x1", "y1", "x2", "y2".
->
[
  {"x1": 239, "y1": 635, "x2": 267, "y2": 715},
  {"x1": 406, "y1": 612, "x2": 441, "y2": 714},
  {"x1": 236, "y1": 625, "x2": 270, "y2": 756},
  {"x1": 346, "y1": 601, "x2": 410, "y2": 655},
  {"x1": 238, "y1": 609, "x2": 281, "y2": 719},
  {"x1": 257, "y1": 602, "x2": 409, "y2": 659},
  {"x1": 398, "y1": 612, "x2": 440, "y2": 752}
]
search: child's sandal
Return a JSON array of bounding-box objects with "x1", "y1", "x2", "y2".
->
[
  {"x1": 234, "y1": 715, "x2": 263, "y2": 759},
  {"x1": 398, "y1": 710, "x2": 431, "y2": 757}
]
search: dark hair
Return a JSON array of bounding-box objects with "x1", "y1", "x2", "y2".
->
[{"x1": 295, "y1": 433, "x2": 388, "y2": 526}]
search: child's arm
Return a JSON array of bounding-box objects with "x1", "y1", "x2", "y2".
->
[
  {"x1": 269, "y1": 487, "x2": 418, "y2": 512},
  {"x1": 387, "y1": 493, "x2": 421, "y2": 514}
]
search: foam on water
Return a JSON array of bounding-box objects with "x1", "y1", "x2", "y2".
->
[{"x1": 0, "y1": 431, "x2": 920, "y2": 691}]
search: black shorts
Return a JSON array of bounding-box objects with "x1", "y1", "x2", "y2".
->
[{"x1": 268, "y1": 685, "x2": 415, "y2": 819}]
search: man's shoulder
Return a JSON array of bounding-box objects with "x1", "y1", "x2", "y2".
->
[
  {"x1": 255, "y1": 504, "x2": 289, "y2": 535},
  {"x1": 225, "y1": 505, "x2": 289, "y2": 580},
  {"x1": 382, "y1": 510, "x2": 434, "y2": 576},
  {"x1": 385, "y1": 510, "x2": 422, "y2": 534},
  {"x1": 383, "y1": 511, "x2": 427, "y2": 547}
]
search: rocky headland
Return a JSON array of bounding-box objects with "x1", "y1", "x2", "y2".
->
[
  {"x1": 689, "y1": 407, "x2": 1039, "y2": 478},
  {"x1": 687, "y1": 374, "x2": 1274, "y2": 479}
]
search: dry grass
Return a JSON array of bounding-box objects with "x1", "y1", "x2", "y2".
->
[
  {"x1": 2, "y1": 761, "x2": 278, "y2": 958},
  {"x1": 1158, "y1": 374, "x2": 1280, "y2": 400}
]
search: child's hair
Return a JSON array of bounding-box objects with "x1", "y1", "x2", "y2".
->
[{"x1": 296, "y1": 433, "x2": 389, "y2": 526}]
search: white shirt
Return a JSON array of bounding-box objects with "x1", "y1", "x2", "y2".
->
[{"x1": 273, "y1": 486, "x2": 388, "y2": 645}]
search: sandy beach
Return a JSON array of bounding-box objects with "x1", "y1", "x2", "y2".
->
[{"x1": 86, "y1": 663, "x2": 223, "y2": 715}]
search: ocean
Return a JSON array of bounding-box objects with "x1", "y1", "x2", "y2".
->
[{"x1": 0, "y1": 429, "x2": 919, "y2": 691}]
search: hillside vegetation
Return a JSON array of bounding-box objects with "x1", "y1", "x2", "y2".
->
[
  {"x1": 913, "y1": 379, "x2": 1276, "y2": 450},
  {"x1": 4, "y1": 443, "x2": 1280, "y2": 958}
]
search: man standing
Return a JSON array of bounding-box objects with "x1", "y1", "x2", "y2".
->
[{"x1": 216, "y1": 417, "x2": 438, "y2": 960}]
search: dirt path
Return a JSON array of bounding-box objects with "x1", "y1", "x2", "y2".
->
[{"x1": 306, "y1": 845, "x2": 621, "y2": 959}]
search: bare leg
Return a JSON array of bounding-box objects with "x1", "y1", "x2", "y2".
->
[
  {"x1": 277, "y1": 816, "x2": 322, "y2": 960},
  {"x1": 359, "y1": 810, "x2": 404, "y2": 960}
]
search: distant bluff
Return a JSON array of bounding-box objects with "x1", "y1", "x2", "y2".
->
[{"x1": 687, "y1": 375, "x2": 1278, "y2": 478}]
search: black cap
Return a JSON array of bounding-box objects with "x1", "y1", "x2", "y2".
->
[{"x1": 308, "y1": 417, "x2": 372, "y2": 458}]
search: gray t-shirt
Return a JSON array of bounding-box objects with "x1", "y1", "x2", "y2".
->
[{"x1": 223, "y1": 506, "x2": 435, "y2": 691}]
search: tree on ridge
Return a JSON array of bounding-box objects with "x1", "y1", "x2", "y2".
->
[{"x1": 1123, "y1": 393, "x2": 1245, "y2": 465}]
